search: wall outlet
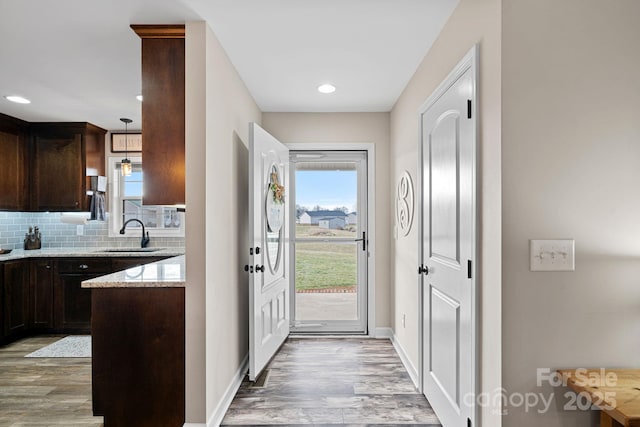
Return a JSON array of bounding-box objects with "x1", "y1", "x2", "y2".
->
[
  {"x1": 530, "y1": 239, "x2": 575, "y2": 271},
  {"x1": 76, "y1": 225, "x2": 84, "y2": 236}
]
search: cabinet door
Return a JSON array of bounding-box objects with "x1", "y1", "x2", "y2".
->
[
  {"x1": 3, "y1": 261, "x2": 29, "y2": 337},
  {"x1": 31, "y1": 132, "x2": 84, "y2": 211},
  {"x1": 31, "y1": 259, "x2": 54, "y2": 330},
  {"x1": 55, "y1": 274, "x2": 93, "y2": 332},
  {"x1": 0, "y1": 129, "x2": 28, "y2": 210}
]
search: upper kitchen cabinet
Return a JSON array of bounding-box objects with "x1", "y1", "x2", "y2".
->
[
  {"x1": 0, "y1": 114, "x2": 29, "y2": 211},
  {"x1": 132, "y1": 25, "x2": 185, "y2": 206},
  {"x1": 30, "y1": 122, "x2": 106, "y2": 211}
]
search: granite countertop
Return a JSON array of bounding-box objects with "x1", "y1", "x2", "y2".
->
[
  {"x1": 0, "y1": 247, "x2": 185, "y2": 262},
  {"x1": 82, "y1": 255, "x2": 185, "y2": 289}
]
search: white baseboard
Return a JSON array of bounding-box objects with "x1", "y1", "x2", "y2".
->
[
  {"x1": 206, "y1": 353, "x2": 249, "y2": 427},
  {"x1": 373, "y1": 327, "x2": 393, "y2": 338},
  {"x1": 391, "y1": 332, "x2": 419, "y2": 389},
  {"x1": 184, "y1": 424, "x2": 206, "y2": 427}
]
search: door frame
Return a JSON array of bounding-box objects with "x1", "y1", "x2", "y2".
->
[
  {"x1": 417, "y1": 45, "x2": 478, "y2": 421},
  {"x1": 286, "y1": 142, "x2": 376, "y2": 337}
]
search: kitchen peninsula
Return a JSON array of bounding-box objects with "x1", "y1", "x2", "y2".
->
[{"x1": 82, "y1": 255, "x2": 185, "y2": 427}]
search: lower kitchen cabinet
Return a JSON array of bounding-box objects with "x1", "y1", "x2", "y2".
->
[
  {"x1": 92, "y1": 287, "x2": 185, "y2": 426},
  {"x1": 0, "y1": 255, "x2": 176, "y2": 343},
  {"x1": 54, "y1": 258, "x2": 111, "y2": 333},
  {"x1": 2, "y1": 260, "x2": 29, "y2": 339},
  {"x1": 31, "y1": 259, "x2": 54, "y2": 330}
]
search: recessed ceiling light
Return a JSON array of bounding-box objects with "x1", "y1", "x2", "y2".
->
[
  {"x1": 136, "y1": 95, "x2": 143, "y2": 102},
  {"x1": 4, "y1": 95, "x2": 31, "y2": 104},
  {"x1": 317, "y1": 84, "x2": 336, "y2": 94}
]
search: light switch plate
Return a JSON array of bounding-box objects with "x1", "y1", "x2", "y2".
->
[
  {"x1": 76, "y1": 225, "x2": 84, "y2": 236},
  {"x1": 530, "y1": 239, "x2": 575, "y2": 271}
]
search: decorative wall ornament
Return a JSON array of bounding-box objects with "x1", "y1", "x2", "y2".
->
[
  {"x1": 266, "y1": 165, "x2": 285, "y2": 233},
  {"x1": 395, "y1": 171, "x2": 414, "y2": 236}
]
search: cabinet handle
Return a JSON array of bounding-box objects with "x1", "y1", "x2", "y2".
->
[{"x1": 78, "y1": 264, "x2": 89, "y2": 270}]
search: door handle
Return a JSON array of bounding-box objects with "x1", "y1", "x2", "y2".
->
[
  {"x1": 354, "y1": 231, "x2": 367, "y2": 252},
  {"x1": 418, "y1": 265, "x2": 430, "y2": 275},
  {"x1": 255, "y1": 264, "x2": 265, "y2": 273}
]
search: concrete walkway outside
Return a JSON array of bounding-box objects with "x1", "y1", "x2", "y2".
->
[{"x1": 295, "y1": 292, "x2": 358, "y2": 321}]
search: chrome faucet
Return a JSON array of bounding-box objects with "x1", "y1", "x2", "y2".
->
[{"x1": 120, "y1": 218, "x2": 150, "y2": 248}]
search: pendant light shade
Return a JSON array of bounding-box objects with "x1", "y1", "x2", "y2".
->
[{"x1": 120, "y1": 117, "x2": 133, "y2": 177}]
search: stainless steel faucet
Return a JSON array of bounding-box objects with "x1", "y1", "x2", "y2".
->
[{"x1": 120, "y1": 218, "x2": 150, "y2": 248}]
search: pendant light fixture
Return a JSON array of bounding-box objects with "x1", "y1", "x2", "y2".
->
[{"x1": 120, "y1": 117, "x2": 133, "y2": 176}]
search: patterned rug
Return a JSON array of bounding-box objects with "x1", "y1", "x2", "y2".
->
[{"x1": 25, "y1": 336, "x2": 91, "y2": 358}]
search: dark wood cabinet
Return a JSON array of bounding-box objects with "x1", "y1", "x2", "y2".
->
[
  {"x1": 132, "y1": 25, "x2": 185, "y2": 206},
  {"x1": 31, "y1": 259, "x2": 54, "y2": 330},
  {"x1": 2, "y1": 260, "x2": 29, "y2": 339},
  {"x1": 92, "y1": 287, "x2": 185, "y2": 426},
  {"x1": 0, "y1": 115, "x2": 106, "y2": 212},
  {"x1": 0, "y1": 113, "x2": 29, "y2": 211},
  {"x1": 0, "y1": 255, "x2": 175, "y2": 342},
  {"x1": 30, "y1": 123, "x2": 106, "y2": 211},
  {"x1": 54, "y1": 258, "x2": 112, "y2": 332}
]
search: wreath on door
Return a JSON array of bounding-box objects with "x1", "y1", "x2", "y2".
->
[{"x1": 266, "y1": 165, "x2": 285, "y2": 233}]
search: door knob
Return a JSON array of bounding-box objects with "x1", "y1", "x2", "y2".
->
[
  {"x1": 255, "y1": 264, "x2": 265, "y2": 273},
  {"x1": 418, "y1": 265, "x2": 430, "y2": 275}
]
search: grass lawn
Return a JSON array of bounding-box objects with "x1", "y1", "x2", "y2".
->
[{"x1": 294, "y1": 225, "x2": 358, "y2": 291}]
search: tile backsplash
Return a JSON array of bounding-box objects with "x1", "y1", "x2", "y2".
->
[{"x1": 0, "y1": 212, "x2": 184, "y2": 249}]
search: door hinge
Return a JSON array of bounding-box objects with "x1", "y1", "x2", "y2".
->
[
  {"x1": 467, "y1": 260, "x2": 472, "y2": 279},
  {"x1": 467, "y1": 99, "x2": 472, "y2": 119}
]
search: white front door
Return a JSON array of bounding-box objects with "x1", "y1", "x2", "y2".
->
[
  {"x1": 248, "y1": 122, "x2": 290, "y2": 381},
  {"x1": 420, "y1": 47, "x2": 477, "y2": 427}
]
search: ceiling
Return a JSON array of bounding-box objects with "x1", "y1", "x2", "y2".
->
[{"x1": 0, "y1": 0, "x2": 459, "y2": 131}]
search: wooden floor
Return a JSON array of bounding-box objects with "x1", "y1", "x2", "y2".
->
[
  {"x1": 0, "y1": 337, "x2": 440, "y2": 426},
  {"x1": 0, "y1": 335, "x2": 103, "y2": 427},
  {"x1": 222, "y1": 338, "x2": 441, "y2": 426}
]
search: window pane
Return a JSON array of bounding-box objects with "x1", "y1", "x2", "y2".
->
[
  {"x1": 123, "y1": 181, "x2": 143, "y2": 197},
  {"x1": 123, "y1": 200, "x2": 158, "y2": 228},
  {"x1": 163, "y1": 208, "x2": 181, "y2": 228}
]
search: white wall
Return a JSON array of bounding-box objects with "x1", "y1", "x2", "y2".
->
[
  {"x1": 389, "y1": 0, "x2": 502, "y2": 425},
  {"x1": 185, "y1": 21, "x2": 262, "y2": 424},
  {"x1": 263, "y1": 112, "x2": 391, "y2": 329},
  {"x1": 502, "y1": 1, "x2": 640, "y2": 425}
]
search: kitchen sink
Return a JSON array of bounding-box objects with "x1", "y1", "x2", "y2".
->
[{"x1": 96, "y1": 248, "x2": 164, "y2": 253}]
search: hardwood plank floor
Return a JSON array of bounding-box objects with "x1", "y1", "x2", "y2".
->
[
  {"x1": 0, "y1": 335, "x2": 103, "y2": 427},
  {"x1": 222, "y1": 338, "x2": 441, "y2": 426}
]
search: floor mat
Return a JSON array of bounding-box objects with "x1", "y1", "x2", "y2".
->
[{"x1": 24, "y1": 335, "x2": 91, "y2": 358}]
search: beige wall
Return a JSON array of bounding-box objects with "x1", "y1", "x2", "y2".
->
[
  {"x1": 389, "y1": 0, "x2": 502, "y2": 425},
  {"x1": 502, "y1": 1, "x2": 640, "y2": 425},
  {"x1": 262, "y1": 112, "x2": 391, "y2": 329},
  {"x1": 185, "y1": 21, "x2": 262, "y2": 424}
]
